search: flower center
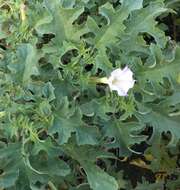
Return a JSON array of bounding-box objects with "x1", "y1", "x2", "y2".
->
[{"x1": 112, "y1": 78, "x2": 121, "y2": 85}]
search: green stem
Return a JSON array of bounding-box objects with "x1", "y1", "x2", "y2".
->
[
  {"x1": 89, "y1": 77, "x2": 108, "y2": 84},
  {"x1": 166, "y1": 0, "x2": 180, "y2": 7},
  {"x1": 48, "y1": 181, "x2": 58, "y2": 190}
]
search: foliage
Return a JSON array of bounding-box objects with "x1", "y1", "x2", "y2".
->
[{"x1": 0, "y1": 0, "x2": 180, "y2": 189}]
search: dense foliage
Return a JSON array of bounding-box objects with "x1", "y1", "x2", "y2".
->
[{"x1": 0, "y1": 0, "x2": 180, "y2": 189}]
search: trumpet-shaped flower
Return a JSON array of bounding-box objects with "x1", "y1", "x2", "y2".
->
[{"x1": 107, "y1": 67, "x2": 135, "y2": 96}]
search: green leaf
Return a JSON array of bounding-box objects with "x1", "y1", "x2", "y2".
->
[
  {"x1": 0, "y1": 143, "x2": 21, "y2": 188},
  {"x1": 36, "y1": 0, "x2": 88, "y2": 46},
  {"x1": 124, "y1": 1, "x2": 169, "y2": 48},
  {"x1": 30, "y1": 153, "x2": 70, "y2": 177},
  {"x1": 42, "y1": 82, "x2": 56, "y2": 102},
  {"x1": 88, "y1": 0, "x2": 143, "y2": 49},
  {"x1": 80, "y1": 98, "x2": 115, "y2": 121},
  {"x1": 136, "y1": 102, "x2": 180, "y2": 147},
  {"x1": 0, "y1": 24, "x2": 8, "y2": 39},
  {"x1": 48, "y1": 97, "x2": 98, "y2": 145},
  {"x1": 0, "y1": 158, "x2": 19, "y2": 188},
  {"x1": 0, "y1": 142, "x2": 70, "y2": 189},
  {"x1": 145, "y1": 137, "x2": 177, "y2": 173},
  {"x1": 83, "y1": 163, "x2": 118, "y2": 190},
  {"x1": 103, "y1": 121, "x2": 146, "y2": 156},
  {"x1": 60, "y1": 0, "x2": 76, "y2": 8},
  {"x1": 7, "y1": 44, "x2": 39, "y2": 85},
  {"x1": 87, "y1": 1, "x2": 143, "y2": 73},
  {"x1": 137, "y1": 46, "x2": 180, "y2": 85},
  {"x1": 64, "y1": 142, "x2": 118, "y2": 190}
]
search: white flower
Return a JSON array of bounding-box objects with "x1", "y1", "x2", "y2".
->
[{"x1": 107, "y1": 66, "x2": 135, "y2": 96}]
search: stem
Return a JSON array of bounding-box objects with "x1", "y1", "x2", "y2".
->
[
  {"x1": 48, "y1": 181, "x2": 58, "y2": 190},
  {"x1": 20, "y1": 3, "x2": 26, "y2": 21},
  {"x1": 89, "y1": 77, "x2": 108, "y2": 84}
]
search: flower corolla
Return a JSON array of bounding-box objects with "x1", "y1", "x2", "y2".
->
[{"x1": 107, "y1": 67, "x2": 135, "y2": 96}]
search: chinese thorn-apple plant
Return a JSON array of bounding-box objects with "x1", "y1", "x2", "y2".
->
[{"x1": 0, "y1": 0, "x2": 180, "y2": 189}]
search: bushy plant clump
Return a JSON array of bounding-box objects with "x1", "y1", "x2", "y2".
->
[{"x1": 0, "y1": 0, "x2": 180, "y2": 189}]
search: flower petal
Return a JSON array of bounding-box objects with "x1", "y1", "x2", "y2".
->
[
  {"x1": 107, "y1": 66, "x2": 135, "y2": 96},
  {"x1": 110, "y1": 68, "x2": 123, "y2": 78}
]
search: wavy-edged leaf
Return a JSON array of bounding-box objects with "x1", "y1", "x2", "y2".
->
[
  {"x1": 87, "y1": 0, "x2": 143, "y2": 73},
  {"x1": 103, "y1": 121, "x2": 146, "y2": 156},
  {"x1": 64, "y1": 142, "x2": 118, "y2": 190},
  {"x1": 137, "y1": 46, "x2": 180, "y2": 85},
  {"x1": 136, "y1": 102, "x2": 180, "y2": 147},
  {"x1": 36, "y1": 0, "x2": 88, "y2": 46},
  {"x1": 48, "y1": 97, "x2": 98, "y2": 145},
  {"x1": 124, "y1": 1, "x2": 169, "y2": 48}
]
